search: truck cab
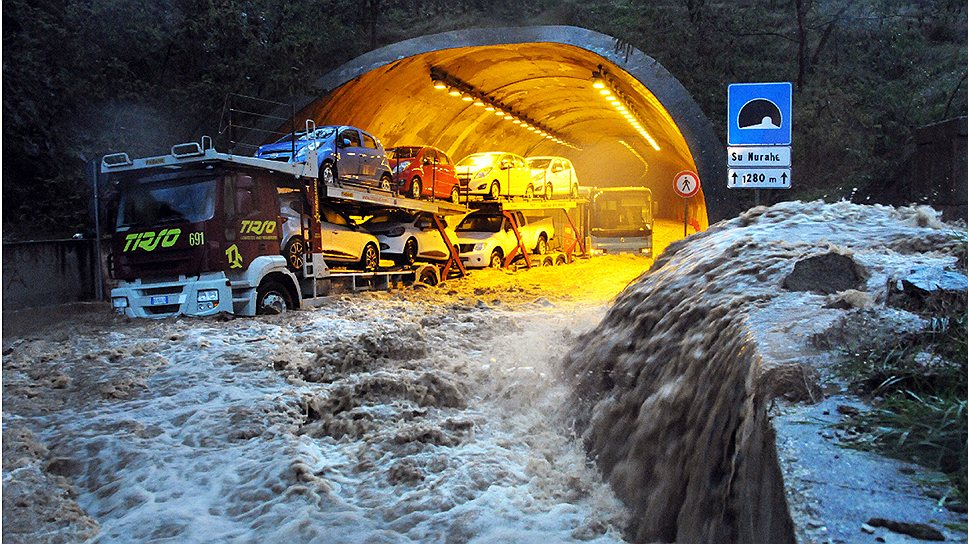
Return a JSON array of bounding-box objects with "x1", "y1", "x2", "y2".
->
[{"x1": 105, "y1": 143, "x2": 326, "y2": 317}]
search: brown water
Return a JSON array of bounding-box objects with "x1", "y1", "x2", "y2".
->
[{"x1": 562, "y1": 201, "x2": 964, "y2": 543}]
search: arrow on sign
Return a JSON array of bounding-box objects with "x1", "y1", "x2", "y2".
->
[
  {"x1": 781, "y1": 172, "x2": 788, "y2": 182},
  {"x1": 731, "y1": 172, "x2": 738, "y2": 183}
]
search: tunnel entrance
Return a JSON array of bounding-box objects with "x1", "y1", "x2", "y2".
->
[{"x1": 272, "y1": 26, "x2": 736, "y2": 230}]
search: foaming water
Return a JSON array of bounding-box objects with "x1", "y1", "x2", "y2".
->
[
  {"x1": 562, "y1": 201, "x2": 965, "y2": 543},
  {"x1": 8, "y1": 299, "x2": 629, "y2": 542}
]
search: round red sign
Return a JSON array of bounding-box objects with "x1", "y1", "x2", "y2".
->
[{"x1": 673, "y1": 170, "x2": 701, "y2": 198}]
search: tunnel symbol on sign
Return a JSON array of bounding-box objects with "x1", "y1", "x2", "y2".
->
[{"x1": 738, "y1": 99, "x2": 782, "y2": 129}]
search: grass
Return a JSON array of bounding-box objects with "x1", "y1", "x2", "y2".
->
[{"x1": 833, "y1": 311, "x2": 968, "y2": 501}]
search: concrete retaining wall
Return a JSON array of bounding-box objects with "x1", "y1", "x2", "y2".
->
[{"x1": 2, "y1": 239, "x2": 103, "y2": 310}]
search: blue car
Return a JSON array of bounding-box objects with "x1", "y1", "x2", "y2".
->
[{"x1": 255, "y1": 125, "x2": 394, "y2": 191}]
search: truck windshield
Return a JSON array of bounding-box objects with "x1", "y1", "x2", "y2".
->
[
  {"x1": 117, "y1": 179, "x2": 217, "y2": 228},
  {"x1": 591, "y1": 193, "x2": 652, "y2": 236},
  {"x1": 456, "y1": 214, "x2": 502, "y2": 233}
]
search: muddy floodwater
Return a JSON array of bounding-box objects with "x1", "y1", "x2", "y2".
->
[{"x1": 3, "y1": 252, "x2": 658, "y2": 544}]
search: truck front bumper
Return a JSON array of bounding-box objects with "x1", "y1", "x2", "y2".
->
[{"x1": 111, "y1": 273, "x2": 234, "y2": 319}]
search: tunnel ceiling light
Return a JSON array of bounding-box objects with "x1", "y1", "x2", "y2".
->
[
  {"x1": 592, "y1": 64, "x2": 661, "y2": 152},
  {"x1": 429, "y1": 66, "x2": 581, "y2": 150}
]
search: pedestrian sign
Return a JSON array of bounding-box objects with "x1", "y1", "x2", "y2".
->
[
  {"x1": 728, "y1": 82, "x2": 792, "y2": 146},
  {"x1": 673, "y1": 170, "x2": 701, "y2": 198}
]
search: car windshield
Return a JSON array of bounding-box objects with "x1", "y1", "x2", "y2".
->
[
  {"x1": 456, "y1": 154, "x2": 499, "y2": 169},
  {"x1": 527, "y1": 158, "x2": 552, "y2": 169},
  {"x1": 364, "y1": 210, "x2": 415, "y2": 225},
  {"x1": 117, "y1": 178, "x2": 217, "y2": 228},
  {"x1": 273, "y1": 127, "x2": 336, "y2": 144},
  {"x1": 456, "y1": 214, "x2": 502, "y2": 233},
  {"x1": 387, "y1": 147, "x2": 421, "y2": 160}
]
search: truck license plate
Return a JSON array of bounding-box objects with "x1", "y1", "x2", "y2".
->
[{"x1": 149, "y1": 295, "x2": 169, "y2": 305}]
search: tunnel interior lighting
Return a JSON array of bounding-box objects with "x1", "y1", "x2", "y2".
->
[
  {"x1": 593, "y1": 65, "x2": 661, "y2": 152},
  {"x1": 430, "y1": 66, "x2": 581, "y2": 150}
]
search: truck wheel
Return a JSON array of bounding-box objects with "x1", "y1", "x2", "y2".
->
[
  {"x1": 399, "y1": 238, "x2": 417, "y2": 267},
  {"x1": 379, "y1": 174, "x2": 393, "y2": 192},
  {"x1": 525, "y1": 185, "x2": 535, "y2": 199},
  {"x1": 410, "y1": 177, "x2": 422, "y2": 199},
  {"x1": 451, "y1": 187, "x2": 460, "y2": 204},
  {"x1": 544, "y1": 184, "x2": 553, "y2": 200},
  {"x1": 417, "y1": 266, "x2": 439, "y2": 286},
  {"x1": 489, "y1": 249, "x2": 503, "y2": 268},
  {"x1": 542, "y1": 255, "x2": 554, "y2": 267},
  {"x1": 488, "y1": 182, "x2": 500, "y2": 200},
  {"x1": 361, "y1": 243, "x2": 379, "y2": 271},
  {"x1": 284, "y1": 236, "x2": 305, "y2": 271},
  {"x1": 535, "y1": 235, "x2": 548, "y2": 255},
  {"x1": 321, "y1": 162, "x2": 336, "y2": 184},
  {"x1": 555, "y1": 254, "x2": 567, "y2": 266},
  {"x1": 256, "y1": 280, "x2": 292, "y2": 315}
]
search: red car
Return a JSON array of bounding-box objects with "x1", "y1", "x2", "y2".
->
[{"x1": 387, "y1": 146, "x2": 461, "y2": 203}]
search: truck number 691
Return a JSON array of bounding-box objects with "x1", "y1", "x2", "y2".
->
[{"x1": 189, "y1": 232, "x2": 205, "y2": 246}]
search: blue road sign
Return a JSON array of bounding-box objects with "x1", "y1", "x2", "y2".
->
[{"x1": 728, "y1": 82, "x2": 792, "y2": 145}]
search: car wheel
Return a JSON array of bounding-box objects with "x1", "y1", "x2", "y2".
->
[
  {"x1": 410, "y1": 177, "x2": 422, "y2": 199},
  {"x1": 451, "y1": 187, "x2": 460, "y2": 204},
  {"x1": 535, "y1": 235, "x2": 548, "y2": 255},
  {"x1": 570, "y1": 184, "x2": 579, "y2": 199},
  {"x1": 488, "y1": 181, "x2": 500, "y2": 200},
  {"x1": 320, "y1": 162, "x2": 337, "y2": 185},
  {"x1": 400, "y1": 238, "x2": 417, "y2": 267},
  {"x1": 525, "y1": 184, "x2": 535, "y2": 199},
  {"x1": 545, "y1": 184, "x2": 553, "y2": 200},
  {"x1": 284, "y1": 236, "x2": 305, "y2": 272},
  {"x1": 361, "y1": 243, "x2": 379, "y2": 271},
  {"x1": 489, "y1": 249, "x2": 503, "y2": 268},
  {"x1": 256, "y1": 280, "x2": 291, "y2": 315},
  {"x1": 379, "y1": 174, "x2": 393, "y2": 192}
]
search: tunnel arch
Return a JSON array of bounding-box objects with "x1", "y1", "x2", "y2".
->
[{"x1": 279, "y1": 26, "x2": 738, "y2": 224}]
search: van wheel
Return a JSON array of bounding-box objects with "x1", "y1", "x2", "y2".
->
[
  {"x1": 256, "y1": 280, "x2": 292, "y2": 315},
  {"x1": 361, "y1": 243, "x2": 379, "y2": 271},
  {"x1": 379, "y1": 174, "x2": 393, "y2": 192},
  {"x1": 544, "y1": 184, "x2": 553, "y2": 200},
  {"x1": 451, "y1": 187, "x2": 460, "y2": 204},
  {"x1": 489, "y1": 249, "x2": 503, "y2": 268},
  {"x1": 321, "y1": 162, "x2": 336, "y2": 185},
  {"x1": 283, "y1": 236, "x2": 305, "y2": 271},
  {"x1": 410, "y1": 177, "x2": 422, "y2": 199},
  {"x1": 535, "y1": 235, "x2": 548, "y2": 255},
  {"x1": 488, "y1": 182, "x2": 500, "y2": 200}
]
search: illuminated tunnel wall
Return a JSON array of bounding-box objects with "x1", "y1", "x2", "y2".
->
[{"x1": 279, "y1": 26, "x2": 737, "y2": 225}]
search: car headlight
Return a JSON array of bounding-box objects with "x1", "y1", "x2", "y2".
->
[
  {"x1": 474, "y1": 167, "x2": 492, "y2": 179},
  {"x1": 307, "y1": 141, "x2": 320, "y2": 151},
  {"x1": 385, "y1": 227, "x2": 405, "y2": 237},
  {"x1": 197, "y1": 289, "x2": 219, "y2": 303},
  {"x1": 112, "y1": 297, "x2": 129, "y2": 308},
  {"x1": 473, "y1": 243, "x2": 484, "y2": 251},
  {"x1": 393, "y1": 161, "x2": 411, "y2": 174},
  {"x1": 476, "y1": 183, "x2": 488, "y2": 190}
]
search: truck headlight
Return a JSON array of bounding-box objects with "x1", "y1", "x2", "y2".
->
[
  {"x1": 112, "y1": 297, "x2": 129, "y2": 308},
  {"x1": 197, "y1": 289, "x2": 219, "y2": 303}
]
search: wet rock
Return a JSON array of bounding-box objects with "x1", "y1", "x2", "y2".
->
[
  {"x1": 888, "y1": 266, "x2": 968, "y2": 313},
  {"x1": 782, "y1": 252, "x2": 868, "y2": 294},
  {"x1": 866, "y1": 518, "x2": 945, "y2": 541},
  {"x1": 387, "y1": 460, "x2": 425, "y2": 485}
]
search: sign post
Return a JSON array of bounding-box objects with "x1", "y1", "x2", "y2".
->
[
  {"x1": 727, "y1": 82, "x2": 793, "y2": 193},
  {"x1": 673, "y1": 170, "x2": 701, "y2": 237}
]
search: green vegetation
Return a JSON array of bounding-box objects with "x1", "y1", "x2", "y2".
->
[
  {"x1": 834, "y1": 311, "x2": 968, "y2": 500},
  {"x1": 3, "y1": 0, "x2": 966, "y2": 238}
]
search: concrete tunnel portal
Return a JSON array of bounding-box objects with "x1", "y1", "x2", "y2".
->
[{"x1": 280, "y1": 26, "x2": 735, "y2": 231}]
